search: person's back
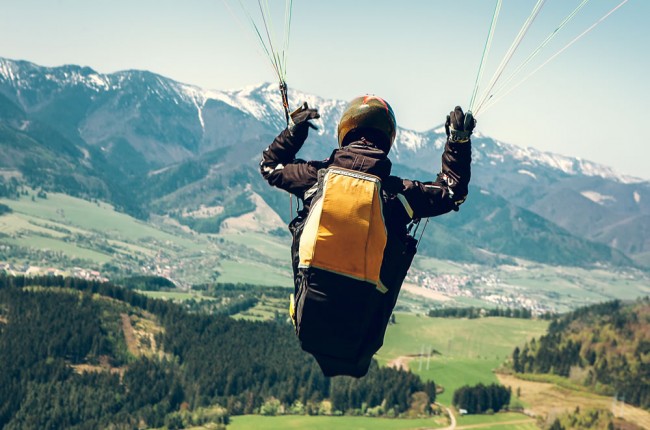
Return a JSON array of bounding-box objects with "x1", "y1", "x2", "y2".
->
[{"x1": 260, "y1": 96, "x2": 474, "y2": 377}]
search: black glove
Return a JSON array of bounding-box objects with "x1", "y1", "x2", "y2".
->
[
  {"x1": 288, "y1": 102, "x2": 320, "y2": 140},
  {"x1": 445, "y1": 106, "x2": 475, "y2": 143}
]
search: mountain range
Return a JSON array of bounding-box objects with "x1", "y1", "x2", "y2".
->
[{"x1": 1, "y1": 57, "x2": 648, "y2": 269}]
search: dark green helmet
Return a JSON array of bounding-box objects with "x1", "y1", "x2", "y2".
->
[{"x1": 337, "y1": 96, "x2": 397, "y2": 152}]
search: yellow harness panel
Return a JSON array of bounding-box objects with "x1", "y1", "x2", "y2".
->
[{"x1": 298, "y1": 168, "x2": 388, "y2": 289}]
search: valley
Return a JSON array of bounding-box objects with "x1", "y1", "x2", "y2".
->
[
  {"x1": 2, "y1": 191, "x2": 648, "y2": 315},
  {"x1": 2, "y1": 192, "x2": 644, "y2": 319}
]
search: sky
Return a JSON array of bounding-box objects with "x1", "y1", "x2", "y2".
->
[{"x1": 2, "y1": 0, "x2": 649, "y2": 180}]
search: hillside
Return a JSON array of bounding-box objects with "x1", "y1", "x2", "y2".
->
[
  {"x1": 0, "y1": 190, "x2": 291, "y2": 287},
  {"x1": 0, "y1": 274, "x2": 436, "y2": 429},
  {"x1": 377, "y1": 313, "x2": 549, "y2": 406},
  {"x1": 509, "y1": 298, "x2": 650, "y2": 409}
]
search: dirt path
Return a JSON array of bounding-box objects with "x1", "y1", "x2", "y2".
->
[
  {"x1": 439, "y1": 405, "x2": 457, "y2": 430},
  {"x1": 121, "y1": 313, "x2": 139, "y2": 356}
]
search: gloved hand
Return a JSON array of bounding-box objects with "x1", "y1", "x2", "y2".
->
[
  {"x1": 445, "y1": 106, "x2": 475, "y2": 143},
  {"x1": 288, "y1": 102, "x2": 320, "y2": 140}
]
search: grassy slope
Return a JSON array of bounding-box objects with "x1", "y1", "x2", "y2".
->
[
  {"x1": 2, "y1": 194, "x2": 186, "y2": 243},
  {"x1": 499, "y1": 264, "x2": 650, "y2": 308},
  {"x1": 377, "y1": 314, "x2": 549, "y2": 405},
  {"x1": 0, "y1": 193, "x2": 291, "y2": 286}
]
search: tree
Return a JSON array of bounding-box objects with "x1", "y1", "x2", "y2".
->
[
  {"x1": 452, "y1": 384, "x2": 510, "y2": 414},
  {"x1": 512, "y1": 347, "x2": 522, "y2": 372}
]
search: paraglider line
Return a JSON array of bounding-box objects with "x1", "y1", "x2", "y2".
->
[
  {"x1": 469, "y1": 0, "x2": 502, "y2": 113},
  {"x1": 479, "y1": 0, "x2": 629, "y2": 115}
]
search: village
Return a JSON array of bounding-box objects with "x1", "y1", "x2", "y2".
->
[{"x1": 407, "y1": 267, "x2": 554, "y2": 314}]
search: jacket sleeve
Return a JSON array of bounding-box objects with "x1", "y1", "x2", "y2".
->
[
  {"x1": 260, "y1": 129, "x2": 319, "y2": 198},
  {"x1": 399, "y1": 138, "x2": 472, "y2": 219}
]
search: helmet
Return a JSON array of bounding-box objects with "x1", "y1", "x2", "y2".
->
[{"x1": 337, "y1": 95, "x2": 397, "y2": 152}]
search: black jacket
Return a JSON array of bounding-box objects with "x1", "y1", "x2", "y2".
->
[{"x1": 260, "y1": 128, "x2": 472, "y2": 219}]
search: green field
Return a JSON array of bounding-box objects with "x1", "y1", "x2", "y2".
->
[
  {"x1": 232, "y1": 296, "x2": 288, "y2": 321},
  {"x1": 218, "y1": 232, "x2": 289, "y2": 261},
  {"x1": 454, "y1": 412, "x2": 538, "y2": 429},
  {"x1": 225, "y1": 411, "x2": 538, "y2": 430},
  {"x1": 216, "y1": 260, "x2": 291, "y2": 286},
  {"x1": 377, "y1": 314, "x2": 549, "y2": 405},
  {"x1": 2, "y1": 231, "x2": 113, "y2": 264},
  {"x1": 226, "y1": 415, "x2": 446, "y2": 430},
  {"x1": 412, "y1": 255, "x2": 469, "y2": 275},
  {"x1": 493, "y1": 265, "x2": 650, "y2": 312},
  {"x1": 139, "y1": 290, "x2": 217, "y2": 302},
  {"x1": 2, "y1": 193, "x2": 192, "y2": 244}
]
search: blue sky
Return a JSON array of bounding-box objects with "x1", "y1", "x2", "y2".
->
[{"x1": 2, "y1": 0, "x2": 649, "y2": 179}]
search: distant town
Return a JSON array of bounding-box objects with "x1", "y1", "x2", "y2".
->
[
  {"x1": 407, "y1": 268, "x2": 554, "y2": 314},
  {"x1": 0, "y1": 262, "x2": 109, "y2": 283}
]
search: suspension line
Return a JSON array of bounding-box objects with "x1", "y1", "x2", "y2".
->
[
  {"x1": 479, "y1": 0, "x2": 629, "y2": 115},
  {"x1": 474, "y1": 0, "x2": 547, "y2": 115},
  {"x1": 483, "y1": 0, "x2": 591, "y2": 110},
  {"x1": 469, "y1": 0, "x2": 502, "y2": 113},
  {"x1": 223, "y1": 0, "x2": 294, "y2": 124}
]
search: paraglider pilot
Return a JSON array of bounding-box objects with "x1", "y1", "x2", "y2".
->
[{"x1": 260, "y1": 96, "x2": 474, "y2": 377}]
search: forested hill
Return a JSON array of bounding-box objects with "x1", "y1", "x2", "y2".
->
[
  {"x1": 0, "y1": 274, "x2": 435, "y2": 429},
  {"x1": 511, "y1": 298, "x2": 650, "y2": 409}
]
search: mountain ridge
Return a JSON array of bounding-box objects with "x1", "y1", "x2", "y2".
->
[
  {"x1": 1, "y1": 57, "x2": 643, "y2": 183},
  {"x1": 0, "y1": 56, "x2": 648, "y2": 267}
]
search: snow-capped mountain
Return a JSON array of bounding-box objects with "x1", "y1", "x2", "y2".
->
[
  {"x1": 0, "y1": 57, "x2": 642, "y2": 182},
  {"x1": 1, "y1": 57, "x2": 648, "y2": 264}
]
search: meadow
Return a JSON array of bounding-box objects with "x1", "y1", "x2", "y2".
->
[
  {"x1": 140, "y1": 290, "x2": 216, "y2": 302},
  {"x1": 224, "y1": 409, "x2": 538, "y2": 430},
  {"x1": 226, "y1": 414, "x2": 447, "y2": 430},
  {"x1": 377, "y1": 314, "x2": 549, "y2": 405},
  {"x1": 231, "y1": 296, "x2": 287, "y2": 321}
]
